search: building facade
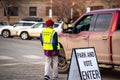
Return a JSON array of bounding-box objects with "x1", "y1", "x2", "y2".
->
[
  {"x1": 0, "y1": 0, "x2": 51, "y2": 24},
  {"x1": 0, "y1": 0, "x2": 120, "y2": 24}
]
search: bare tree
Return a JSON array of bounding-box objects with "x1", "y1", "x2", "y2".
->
[
  {"x1": 52, "y1": 0, "x2": 71, "y2": 23},
  {"x1": 53, "y1": 0, "x2": 95, "y2": 23},
  {"x1": 0, "y1": 0, "x2": 22, "y2": 24},
  {"x1": 100, "y1": 0, "x2": 115, "y2": 8}
]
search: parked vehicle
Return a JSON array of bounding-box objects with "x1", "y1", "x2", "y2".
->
[
  {"x1": 58, "y1": 9, "x2": 120, "y2": 73},
  {"x1": 0, "y1": 21, "x2": 37, "y2": 38},
  {"x1": 17, "y1": 22, "x2": 64, "y2": 40},
  {"x1": 21, "y1": 17, "x2": 43, "y2": 22}
]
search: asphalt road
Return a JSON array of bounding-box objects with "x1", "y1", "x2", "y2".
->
[
  {"x1": 0, "y1": 37, "x2": 67, "y2": 80},
  {"x1": 0, "y1": 36, "x2": 120, "y2": 80}
]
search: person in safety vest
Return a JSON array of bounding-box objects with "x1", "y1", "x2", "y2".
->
[
  {"x1": 40, "y1": 19, "x2": 60, "y2": 80},
  {"x1": 68, "y1": 23, "x2": 72, "y2": 28},
  {"x1": 67, "y1": 20, "x2": 73, "y2": 30}
]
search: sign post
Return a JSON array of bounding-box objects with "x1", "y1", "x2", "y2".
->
[
  {"x1": 49, "y1": 9, "x2": 52, "y2": 18},
  {"x1": 68, "y1": 47, "x2": 102, "y2": 80},
  {"x1": 86, "y1": 7, "x2": 91, "y2": 12}
]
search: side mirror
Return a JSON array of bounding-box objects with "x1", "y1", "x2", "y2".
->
[
  {"x1": 62, "y1": 28, "x2": 73, "y2": 33},
  {"x1": 13, "y1": 25, "x2": 16, "y2": 27},
  {"x1": 31, "y1": 27, "x2": 34, "y2": 28},
  {"x1": 31, "y1": 25, "x2": 36, "y2": 28}
]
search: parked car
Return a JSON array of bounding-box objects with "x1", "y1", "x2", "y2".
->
[
  {"x1": 0, "y1": 21, "x2": 37, "y2": 38},
  {"x1": 54, "y1": 22, "x2": 64, "y2": 33},
  {"x1": 21, "y1": 17, "x2": 43, "y2": 22},
  {"x1": 17, "y1": 22, "x2": 64, "y2": 40},
  {"x1": 57, "y1": 9, "x2": 120, "y2": 73}
]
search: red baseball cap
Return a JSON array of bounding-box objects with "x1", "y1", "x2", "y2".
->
[{"x1": 45, "y1": 19, "x2": 54, "y2": 27}]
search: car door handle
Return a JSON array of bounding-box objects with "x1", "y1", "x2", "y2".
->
[
  {"x1": 102, "y1": 36, "x2": 108, "y2": 40},
  {"x1": 82, "y1": 36, "x2": 89, "y2": 40}
]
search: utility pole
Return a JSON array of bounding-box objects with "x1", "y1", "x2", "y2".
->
[
  {"x1": 49, "y1": 0, "x2": 52, "y2": 19},
  {"x1": 71, "y1": 2, "x2": 75, "y2": 20}
]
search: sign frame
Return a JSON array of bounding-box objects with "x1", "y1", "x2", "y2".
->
[{"x1": 68, "y1": 47, "x2": 102, "y2": 80}]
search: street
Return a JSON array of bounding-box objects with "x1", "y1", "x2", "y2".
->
[
  {"x1": 0, "y1": 37, "x2": 67, "y2": 80},
  {"x1": 0, "y1": 36, "x2": 120, "y2": 80}
]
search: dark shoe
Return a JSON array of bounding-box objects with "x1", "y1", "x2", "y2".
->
[{"x1": 44, "y1": 75, "x2": 50, "y2": 80}]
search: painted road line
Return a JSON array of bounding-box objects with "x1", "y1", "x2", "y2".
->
[
  {"x1": 0, "y1": 62, "x2": 45, "y2": 67},
  {"x1": 23, "y1": 55, "x2": 43, "y2": 59},
  {"x1": 0, "y1": 56, "x2": 14, "y2": 60},
  {"x1": 32, "y1": 62, "x2": 45, "y2": 64},
  {"x1": 0, "y1": 63, "x2": 21, "y2": 66}
]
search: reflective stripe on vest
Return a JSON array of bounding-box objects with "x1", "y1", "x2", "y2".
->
[{"x1": 42, "y1": 28, "x2": 60, "y2": 50}]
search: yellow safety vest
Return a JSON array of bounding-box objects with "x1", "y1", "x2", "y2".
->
[
  {"x1": 68, "y1": 24, "x2": 72, "y2": 28},
  {"x1": 42, "y1": 28, "x2": 60, "y2": 50}
]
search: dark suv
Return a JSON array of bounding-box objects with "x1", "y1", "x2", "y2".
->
[{"x1": 22, "y1": 17, "x2": 43, "y2": 22}]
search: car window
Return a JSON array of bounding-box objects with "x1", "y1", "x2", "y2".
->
[
  {"x1": 54, "y1": 23, "x2": 59, "y2": 28},
  {"x1": 74, "y1": 15, "x2": 93, "y2": 33},
  {"x1": 94, "y1": 13, "x2": 112, "y2": 31},
  {"x1": 33, "y1": 23, "x2": 46, "y2": 28},
  {"x1": 43, "y1": 23, "x2": 46, "y2": 28},
  {"x1": 23, "y1": 23, "x2": 34, "y2": 26},
  {"x1": 116, "y1": 15, "x2": 120, "y2": 30},
  {"x1": 33, "y1": 23, "x2": 40, "y2": 28},
  {"x1": 14, "y1": 23, "x2": 23, "y2": 27},
  {"x1": 14, "y1": 22, "x2": 34, "y2": 27},
  {"x1": 38, "y1": 24, "x2": 44, "y2": 28}
]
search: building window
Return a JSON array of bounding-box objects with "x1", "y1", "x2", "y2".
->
[
  {"x1": 91, "y1": 6, "x2": 103, "y2": 10},
  {"x1": 112, "y1": 5, "x2": 120, "y2": 8},
  {"x1": 4, "y1": 7, "x2": 18, "y2": 16},
  {"x1": 46, "y1": 7, "x2": 51, "y2": 16},
  {"x1": 29, "y1": 7, "x2": 37, "y2": 16}
]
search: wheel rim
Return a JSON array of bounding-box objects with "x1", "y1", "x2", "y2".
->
[
  {"x1": 21, "y1": 32, "x2": 28, "y2": 40},
  {"x1": 58, "y1": 55, "x2": 68, "y2": 73},
  {"x1": 2, "y1": 31, "x2": 9, "y2": 38}
]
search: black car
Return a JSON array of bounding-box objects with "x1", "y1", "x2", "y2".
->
[{"x1": 22, "y1": 17, "x2": 43, "y2": 22}]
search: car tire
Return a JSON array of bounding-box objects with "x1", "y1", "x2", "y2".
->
[
  {"x1": 58, "y1": 55, "x2": 69, "y2": 74},
  {"x1": 58, "y1": 48, "x2": 69, "y2": 74},
  {"x1": 2, "y1": 30, "x2": 10, "y2": 38},
  {"x1": 20, "y1": 32, "x2": 29, "y2": 40}
]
